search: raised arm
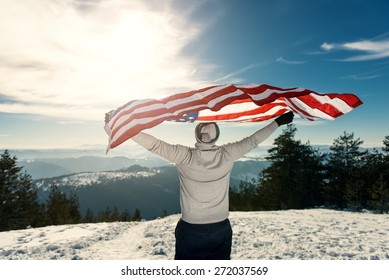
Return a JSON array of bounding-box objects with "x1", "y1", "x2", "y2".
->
[
  {"x1": 131, "y1": 132, "x2": 191, "y2": 164},
  {"x1": 223, "y1": 112, "x2": 294, "y2": 160},
  {"x1": 105, "y1": 112, "x2": 190, "y2": 164}
]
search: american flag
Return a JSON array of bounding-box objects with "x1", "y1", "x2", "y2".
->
[{"x1": 104, "y1": 84, "x2": 362, "y2": 151}]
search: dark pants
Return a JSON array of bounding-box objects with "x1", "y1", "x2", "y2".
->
[{"x1": 174, "y1": 218, "x2": 232, "y2": 260}]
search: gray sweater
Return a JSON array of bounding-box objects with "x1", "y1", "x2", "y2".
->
[{"x1": 131, "y1": 121, "x2": 278, "y2": 224}]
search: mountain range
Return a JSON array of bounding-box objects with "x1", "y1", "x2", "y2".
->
[
  {"x1": 26, "y1": 156, "x2": 269, "y2": 220},
  {"x1": 19, "y1": 156, "x2": 169, "y2": 179}
]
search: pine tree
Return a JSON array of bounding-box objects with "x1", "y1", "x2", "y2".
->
[
  {"x1": 133, "y1": 208, "x2": 141, "y2": 221},
  {"x1": 370, "y1": 174, "x2": 389, "y2": 213},
  {"x1": 110, "y1": 206, "x2": 121, "y2": 222},
  {"x1": 325, "y1": 132, "x2": 367, "y2": 209},
  {"x1": 257, "y1": 125, "x2": 324, "y2": 210},
  {"x1": 121, "y1": 208, "x2": 132, "y2": 222},
  {"x1": 383, "y1": 135, "x2": 389, "y2": 154},
  {"x1": 368, "y1": 135, "x2": 389, "y2": 213},
  {"x1": 46, "y1": 184, "x2": 81, "y2": 225},
  {"x1": 46, "y1": 184, "x2": 69, "y2": 225},
  {"x1": 0, "y1": 150, "x2": 22, "y2": 230},
  {"x1": 68, "y1": 193, "x2": 81, "y2": 223},
  {"x1": 83, "y1": 208, "x2": 95, "y2": 223},
  {"x1": 241, "y1": 179, "x2": 259, "y2": 210},
  {"x1": 0, "y1": 150, "x2": 41, "y2": 231},
  {"x1": 11, "y1": 172, "x2": 42, "y2": 229},
  {"x1": 97, "y1": 207, "x2": 112, "y2": 222}
]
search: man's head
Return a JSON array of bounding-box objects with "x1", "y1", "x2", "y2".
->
[{"x1": 195, "y1": 122, "x2": 220, "y2": 144}]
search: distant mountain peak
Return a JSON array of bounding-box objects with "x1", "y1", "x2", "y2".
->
[{"x1": 123, "y1": 165, "x2": 150, "y2": 172}]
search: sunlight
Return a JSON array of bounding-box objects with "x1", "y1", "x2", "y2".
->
[
  {"x1": 92, "y1": 11, "x2": 158, "y2": 70},
  {"x1": 0, "y1": 0, "x2": 208, "y2": 121}
]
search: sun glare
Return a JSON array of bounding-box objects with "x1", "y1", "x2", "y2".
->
[{"x1": 0, "y1": 0, "x2": 205, "y2": 121}]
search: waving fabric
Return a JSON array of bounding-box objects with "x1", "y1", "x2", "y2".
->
[{"x1": 104, "y1": 84, "x2": 362, "y2": 151}]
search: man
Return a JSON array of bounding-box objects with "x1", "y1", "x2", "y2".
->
[{"x1": 110, "y1": 111, "x2": 293, "y2": 259}]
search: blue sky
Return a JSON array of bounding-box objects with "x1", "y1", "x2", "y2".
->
[{"x1": 0, "y1": 0, "x2": 388, "y2": 151}]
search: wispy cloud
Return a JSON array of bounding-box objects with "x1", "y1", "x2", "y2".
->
[
  {"x1": 0, "y1": 0, "x2": 212, "y2": 121},
  {"x1": 212, "y1": 62, "x2": 268, "y2": 84},
  {"x1": 321, "y1": 37, "x2": 389, "y2": 61},
  {"x1": 213, "y1": 64, "x2": 265, "y2": 83},
  {"x1": 342, "y1": 73, "x2": 382, "y2": 81},
  {"x1": 341, "y1": 65, "x2": 389, "y2": 80},
  {"x1": 276, "y1": 57, "x2": 306, "y2": 65}
]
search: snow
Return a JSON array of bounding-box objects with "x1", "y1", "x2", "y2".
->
[
  {"x1": 35, "y1": 170, "x2": 156, "y2": 189},
  {"x1": 0, "y1": 209, "x2": 388, "y2": 260}
]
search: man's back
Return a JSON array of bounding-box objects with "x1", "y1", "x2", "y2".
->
[{"x1": 176, "y1": 144, "x2": 235, "y2": 224}]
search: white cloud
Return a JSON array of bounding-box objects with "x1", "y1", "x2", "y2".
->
[
  {"x1": 276, "y1": 57, "x2": 305, "y2": 65},
  {"x1": 0, "y1": 0, "x2": 212, "y2": 121},
  {"x1": 320, "y1": 38, "x2": 389, "y2": 61},
  {"x1": 320, "y1": 42, "x2": 334, "y2": 51}
]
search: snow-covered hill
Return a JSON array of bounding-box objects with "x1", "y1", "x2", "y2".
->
[
  {"x1": 1, "y1": 209, "x2": 388, "y2": 260},
  {"x1": 35, "y1": 168, "x2": 158, "y2": 190},
  {"x1": 20, "y1": 156, "x2": 169, "y2": 180}
]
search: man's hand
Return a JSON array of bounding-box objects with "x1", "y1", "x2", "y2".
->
[{"x1": 275, "y1": 111, "x2": 294, "y2": 126}]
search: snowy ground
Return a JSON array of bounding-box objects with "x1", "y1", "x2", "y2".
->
[{"x1": 0, "y1": 209, "x2": 388, "y2": 260}]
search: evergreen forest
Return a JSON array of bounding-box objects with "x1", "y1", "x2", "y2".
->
[{"x1": 230, "y1": 125, "x2": 389, "y2": 213}]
